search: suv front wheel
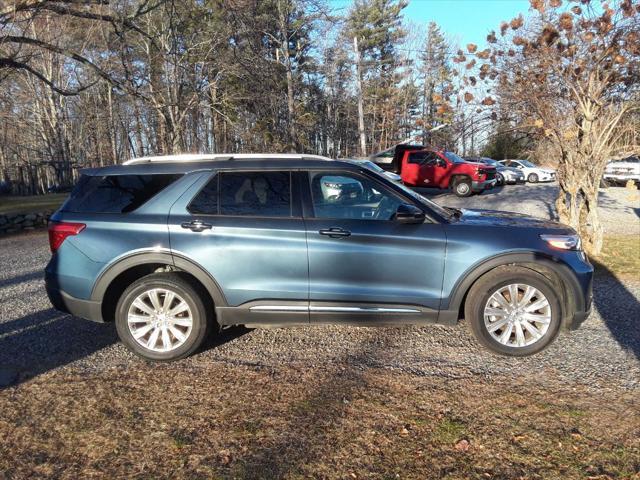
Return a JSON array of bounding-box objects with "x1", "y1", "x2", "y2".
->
[
  {"x1": 115, "y1": 273, "x2": 210, "y2": 361},
  {"x1": 465, "y1": 266, "x2": 561, "y2": 356}
]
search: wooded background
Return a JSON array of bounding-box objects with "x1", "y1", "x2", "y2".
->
[
  {"x1": 0, "y1": 0, "x2": 638, "y2": 223},
  {"x1": 0, "y1": 0, "x2": 522, "y2": 195}
]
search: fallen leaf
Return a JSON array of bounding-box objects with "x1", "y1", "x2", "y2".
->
[{"x1": 455, "y1": 439, "x2": 470, "y2": 451}]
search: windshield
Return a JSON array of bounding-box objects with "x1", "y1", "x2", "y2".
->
[
  {"x1": 481, "y1": 158, "x2": 499, "y2": 166},
  {"x1": 364, "y1": 161, "x2": 385, "y2": 173},
  {"x1": 520, "y1": 160, "x2": 536, "y2": 167},
  {"x1": 444, "y1": 152, "x2": 466, "y2": 164}
]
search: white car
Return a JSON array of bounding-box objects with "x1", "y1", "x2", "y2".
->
[
  {"x1": 344, "y1": 158, "x2": 403, "y2": 183},
  {"x1": 320, "y1": 175, "x2": 364, "y2": 201},
  {"x1": 603, "y1": 156, "x2": 640, "y2": 186},
  {"x1": 499, "y1": 159, "x2": 556, "y2": 183}
]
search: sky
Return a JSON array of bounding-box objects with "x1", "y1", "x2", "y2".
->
[{"x1": 330, "y1": 0, "x2": 532, "y2": 48}]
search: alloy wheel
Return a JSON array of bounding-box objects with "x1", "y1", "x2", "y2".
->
[
  {"x1": 456, "y1": 182, "x2": 470, "y2": 195},
  {"x1": 127, "y1": 288, "x2": 193, "y2": 352},
  {"x1": 483, "y1": 283, "x2": 551, "y2": 348}
]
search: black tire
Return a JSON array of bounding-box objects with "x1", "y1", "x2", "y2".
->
[
  {"x1": 496, "y1": 173, "x2": 504, "y2": 186},
  {"x1": 115, "y1": 273, "x2": 211, "y2": 362},
  {"x1": 453, "y1": 177, "x2": 473, "y2": 197},
  {"x1": 528, "y1": 173, "x2": 539, "y2": 183},
  {"x1": 464, "y1": 265, "x2": 562, "y2": 356}
]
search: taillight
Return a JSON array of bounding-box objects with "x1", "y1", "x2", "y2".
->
[{"x1": 48, "y1": 221, "x2": 86, "y2": 253}]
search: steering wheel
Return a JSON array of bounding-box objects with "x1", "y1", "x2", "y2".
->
[{"x1": 374, "y1": 197, "x2": 396, "y2": 220}]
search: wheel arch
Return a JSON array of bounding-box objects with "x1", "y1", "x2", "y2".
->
[
  {"x1": 444, "y1": 251, "x2": 585, "y2": 329},
  {"x1": 450, "y1": 174, "x2": 471, "y2": 185},
  {"x1": 92, "y1": 251, "x2": 227, "y2": 322},
  {"x1": 450, "y1": 174, "x2": 472, "y2": 195}
]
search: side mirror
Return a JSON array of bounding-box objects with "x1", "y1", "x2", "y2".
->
[
  {"x1": 437, "y1": 159, "x2": 446, "y2": 168},
  {"x1": 395, "y1": 204, "x2": 425, "y2": 224}
]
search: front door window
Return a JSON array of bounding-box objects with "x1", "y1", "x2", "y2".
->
[{"x1": 309, "y1": 171, "x2": 404, "y2": 221}]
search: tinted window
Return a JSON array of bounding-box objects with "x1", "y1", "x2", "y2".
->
[
  {"x1": 310, "y1": 171, "x2": 404, "y2": 221},
  {"x1": 189, "y1": 175, "x2": 219, "y2": 214},
  {"x1": 62, "y1": 174, "x2": 181, "y2": 213},
  {"x1": 408, "y1": 152, "x2": 438, "y2": 165},
  {"x1": 219, "y1": 172, "x2": 291, "y2": 217}
]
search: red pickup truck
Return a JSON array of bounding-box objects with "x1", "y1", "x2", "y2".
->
[{"x1": 371, "y1": 145, "x2": 497, "y2": 197}]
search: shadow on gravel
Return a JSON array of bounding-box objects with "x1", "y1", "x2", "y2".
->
[
  {"x1": 591, "y1": 260, "x2": 640, "y2": 361},
  {"x1": 0, "y1": 310, "x2": 252, "y2": 389},
  {"x1": 0, "y1": 308, "x2": 118, "y2": 389},
  {"x1": 0, "y1": 270, "x2": 42, "y2": 289}
]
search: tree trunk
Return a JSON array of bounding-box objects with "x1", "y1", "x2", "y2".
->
[
  {"x1": 556, "y1": 173, "x2": 603, "y2": 255},
  {"x1": 353, "y1": 36, "x2": 367, "y2": 157}
]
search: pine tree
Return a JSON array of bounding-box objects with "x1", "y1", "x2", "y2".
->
[{"x1": 420, "y1": 22, "x2": 452, "y2": 145}]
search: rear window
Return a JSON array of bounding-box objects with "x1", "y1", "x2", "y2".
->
[{"x1": 61, "y1": 174, "x2": 182, "y2": 213}]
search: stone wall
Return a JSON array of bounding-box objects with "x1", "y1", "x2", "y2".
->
[{"x1": 0, "y1": 212, "x2": 53, "y2": 235}]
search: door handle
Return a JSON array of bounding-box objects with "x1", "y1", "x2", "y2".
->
[
  {"x1": 181, "y1": 220, "x2": 213, "y2": 232},
  {"x1": 319, "y1": 227, "x2": 351, "y2": 238}
]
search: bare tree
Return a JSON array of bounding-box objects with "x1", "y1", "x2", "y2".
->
[{"x1": 470, "y1": 0, "x2": 639, "y2": 254}]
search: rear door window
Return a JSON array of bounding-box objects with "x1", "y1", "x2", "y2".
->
[
  {"x1": 61, "y1": 174, "x2": 182, "y2": 213},
  {"x1": 189, "y1": 171, "x2": 292, "y2": 217},
  {"x1": 408, "y1": 152, "x2": 438, "y2": 165}
]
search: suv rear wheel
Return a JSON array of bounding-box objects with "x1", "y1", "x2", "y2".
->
[
  {"x1": 452, "y1": 177, "x2": 472, "y2": 197},
  {"x1": 465, "y1": 266, "x2": 561, "y2": 356},
  {"x1": 115, "y1": 273, "x2": 210, "y2": 361}
]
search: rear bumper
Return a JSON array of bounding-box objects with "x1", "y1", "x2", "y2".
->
[{"x1": 45, "y1": 273, "x2": 104, "y2": 322}]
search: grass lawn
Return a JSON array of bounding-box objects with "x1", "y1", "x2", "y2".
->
[
  {"x1": 0, "y1": 193, "x2": 67, "y2": 215},
  {"x1": 595, "y1": 234, "x2": 640, "y2": 279},
  {"x1": 0, "y1": 364, "x2": 638, "y2": 479}
]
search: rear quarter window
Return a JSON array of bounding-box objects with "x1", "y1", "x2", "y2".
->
[{"x1": 61, "y1": 174, "x2": 182, "y2": 213}]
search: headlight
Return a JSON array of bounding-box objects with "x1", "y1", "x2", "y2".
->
[{"x1": 540, "y1": 234, "x2": 581, "y2": 250}]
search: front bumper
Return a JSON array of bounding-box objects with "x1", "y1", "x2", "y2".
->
[
  {"x1": 503, "y1": 172, "x2": 525, "y2": 184},
  {"x1": 567, "y1": 307, "x2": 592, "y2": 330},
  {"x1": 46, "y1": 273, "x2": 104, "y2": 322},
  {"x1": 561, "y1": 251, "x2": 593, "y2": 331},
  {"x1": 535, "y1": 172, "x2": 556, "y2": 182},
  {"x1": 472, "y1": 178, "x2": 497, "y2": 192}
]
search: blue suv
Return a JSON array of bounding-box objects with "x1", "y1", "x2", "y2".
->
[{"x1": 45, "y1": 154, "x2": 593, "y2": 361}]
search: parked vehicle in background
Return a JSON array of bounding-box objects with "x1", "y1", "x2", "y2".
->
[
  {"x1": 320, "y1": 175, "x2": 363, "y2": 201},
  {"x1": 603, "y1": 156, "x2": 640, "y2": 186},
  {"x1": 465, "y1": 157, "x2": 525, "y2": 186},
  {"x1": 499, "y1": 160, "x2": 556, "y2": 183},
  {"x1": 45, "y1": 153, "x2": 592, "y2": 362},
  {"x1": 345, "y1": 158, "x2": 402, "y2": 182},
  {"x1": 371, "y1": 145, "x2": 497, "y2": 197}
]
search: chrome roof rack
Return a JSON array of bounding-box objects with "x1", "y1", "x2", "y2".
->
[{"x1": 123, "y1": 153, "x2": 334, "y2": 165}]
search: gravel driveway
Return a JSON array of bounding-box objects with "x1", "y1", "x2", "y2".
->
[
  {"x1": 1, "y1": 184, "x2": 638, "y2": 391},
  {"x1": 416, "y1": 182, "x2": 640, "y2": 236}
]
